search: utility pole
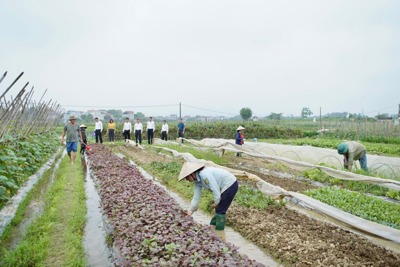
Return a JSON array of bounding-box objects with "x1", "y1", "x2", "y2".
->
[
  {"x1": 319, "y1": 107, "x2": 322, "y2": 130},
  {"x1": 179, "y1": 102, "x2": 182, "y2": 119}
]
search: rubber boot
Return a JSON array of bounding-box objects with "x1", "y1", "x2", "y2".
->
[
  {"x1": 210, "y1": 215, "x2": 217, "y2": 226},
  {"x1": 215, "y1": 214, "x2": 226, "y2": 230}
]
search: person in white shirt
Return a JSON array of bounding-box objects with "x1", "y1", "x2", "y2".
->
[
  {"x1": 122, "y1": 117, "x2": 132, "y2": 141},
  {"x1": 134, "y1": 118, "x2": 143, "y2": 145},
  {"x1": 94, "y1": 117, "x2": 103, "y2": 144},
  {"x1": 146, "y1": 117, "x2": 155, "y2": 144},
  {"x1": 161, "y1": 120, "x2": 169, "y2": 141}
]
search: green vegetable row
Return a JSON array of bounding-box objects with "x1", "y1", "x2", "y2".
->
[{"x1": 305, "y1": 187, "x2": 400, "y2": 229}]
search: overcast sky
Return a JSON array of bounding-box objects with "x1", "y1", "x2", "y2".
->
[{"x1": 1, "y1": 0, "x2": 399, "y2": 118}]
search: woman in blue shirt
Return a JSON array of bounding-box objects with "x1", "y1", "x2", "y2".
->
[{"x1": 178, "y1": 162, "x2": 239, "y2": 230}]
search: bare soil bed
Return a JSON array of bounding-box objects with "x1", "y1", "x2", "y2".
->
[{"x1": 115, "y1": 145, "x2": 400, "y2": 267}]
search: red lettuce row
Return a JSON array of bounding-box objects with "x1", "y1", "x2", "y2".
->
[{"x1": 87, "y1": 144, "x2": 264, "y2": 267}]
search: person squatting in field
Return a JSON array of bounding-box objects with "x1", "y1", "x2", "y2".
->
[
  {"x1": 179, "y1": 162, "x2": 238, "y2": 230},
  {"x1": 61, "y1": 116, "x2": 83, "y2": 164},
  {"x1": 337, "y1": 141, "x2": 368, "y2": 172}
]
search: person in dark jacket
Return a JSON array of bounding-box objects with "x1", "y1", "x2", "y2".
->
[
  {"x1": 235, "y1": 126, "x2": 245, "y2": 156},
  {"x1": 79, "y1": 124, "x2": 88, "y2": 155}
]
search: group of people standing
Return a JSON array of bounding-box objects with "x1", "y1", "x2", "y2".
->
[
  {"x1": 63, "y1": 116, "x2": 369, "y2": 234},
  {"x1": 88, "y1": 116, "x2": 186, "y2": 146}
]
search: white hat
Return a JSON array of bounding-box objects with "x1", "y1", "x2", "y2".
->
[
  {"x1": 236, "y1": 126, "x2": 245, "y2": 131},
  {"x1": 80, "y1": 124, "x2": 87, "y2": 128},
  {"x1": 178, "y1": 162, "x2": 205, "y2": 181}
]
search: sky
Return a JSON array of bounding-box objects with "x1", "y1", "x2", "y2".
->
[{"x1": 1, "y1": 0, "x2": 399, "y2": 118}]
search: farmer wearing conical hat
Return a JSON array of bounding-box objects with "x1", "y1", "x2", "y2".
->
[
  {"x1": 178, "y1": 162, "x2": 238, "y2": 230},
  {"x1": 235, "y1": 126, "x2": 245, "y2": 145},
  {"x1": 235, "y1": 126, "x2": 245, "y2": 157},
  {"x1": 79, "y1": 124, "x2": 88, "y2": 155},
  {"x1": 337, "y1": 141, "x2": 368, "y2": 172}
]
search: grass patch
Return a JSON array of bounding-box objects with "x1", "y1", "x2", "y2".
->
[{"x1": 0, "y1": 155, "x2": 87, "y2": 267}]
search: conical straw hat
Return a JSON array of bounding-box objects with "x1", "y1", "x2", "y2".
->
[
  {"x1": 236, "y1": 126, "x2": 245, "y2": 131},
  {"x1": 178, "y1": 162, "x2": 205, "y2": 181}
]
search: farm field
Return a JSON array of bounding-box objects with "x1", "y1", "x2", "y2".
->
[
  {"x1": 1, "y1": 135, "x2": 400, "y2": 266},
  {"x1": 111, "y1": 140, "x2": 400, "y2": 266}
]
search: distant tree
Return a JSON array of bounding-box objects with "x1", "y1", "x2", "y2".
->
[
  {"x1": 301, "y1": 107, "x2": 313, "y2": 118},
  {"x1": 104, "y1": 114, "x2": 111, "y2": 121},
  {"x1": 375, "y1": 113, "x2": 392, "y2": 120},
  {"x1": 80, "y1": 113, "x2": 93, "y2": 123},
  {"x1": 107, "y1": 109, "x2": 123, "y2": 120},
  {"x1": 267, "y1": 112, "x2": 283, "y2": 120},
  {"x1": 240, "y1": 107, "x2": 252, "y2": 121},
  {"x1": 134, "y1": 112, "x2": 146, "y2": 120},
  {"x1": 324, "y1": 112, "x2": 348, "y2": 118}
]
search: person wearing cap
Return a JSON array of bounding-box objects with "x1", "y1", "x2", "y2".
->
[
  {"x1": 178, "y1": 162, "x2": 239, "y2": 230},
  {"x1": 61, "y1": 116, "x2": 83, "y2": 164},
  {"x1": 337, "y1": 141, "x2": 368, "y2": 172},
  {"x1": 235, "y1": 126, "x2": 245, "y2": 157},
  {"x1": 94, "y1": 117, "x2": 103, "y2": 144},
  {"x1": 79, "y1": 124, "x2": 88, "y2": 154}
]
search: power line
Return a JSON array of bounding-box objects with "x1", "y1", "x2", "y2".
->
[
  {"x1": 61, "y1": 103, "x2": 239, "y2": 116},
  {"x1": 182, "y1": 104, "x2": 237, "y2": 116},
  {"x1": 61, "y1": 104, "x2": 178, "y2": 109},
  {"x1": 364, "y1": 104, "x2": 398, "y2": 115}
]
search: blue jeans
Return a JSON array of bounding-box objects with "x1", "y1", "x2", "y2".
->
[
  {"x1": 359, "y1": 150, "x2": 368, "y2": 171},
  {"x1": 66, "y1": 142, "x2": 78, "y2": 152}
]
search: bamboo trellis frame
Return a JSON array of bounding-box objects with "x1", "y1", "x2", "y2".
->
[{"x1": 0, "y1": 71, "x2": 64, "y2": 141}]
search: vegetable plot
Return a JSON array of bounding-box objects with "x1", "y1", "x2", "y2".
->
[{"x1": 87, "y1": 144, "x2": 264, "y2": 266}]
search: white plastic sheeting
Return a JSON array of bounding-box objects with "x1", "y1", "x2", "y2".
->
[
  {"x1": 153, "y1": 139, "x2": 400, "y2": 244},
  {"x1": 187, "y1": 139, "x2": 400, "y2": 190}
]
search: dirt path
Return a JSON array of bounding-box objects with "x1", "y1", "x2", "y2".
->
[{"x1": 116, "y1": 145, "x2": 400, "y2": 267}]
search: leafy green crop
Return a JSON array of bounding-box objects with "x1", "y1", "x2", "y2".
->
[
  {"x1": 0, "y1": 133, "x2": 59, "y2": 208},
  {"x1": 305, "y1": 187, "x2": 400, "y2": 229},
  {"x1": 302, "y1": 168, "x2": 400, "y2": 200},
  {"x1": 235, "y1": 185, "x2": 276, "y2": 210}
]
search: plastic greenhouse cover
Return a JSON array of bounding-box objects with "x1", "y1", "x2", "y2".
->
[{"x1": 154, "y1": 139, "x2": 400, "y2": 244}]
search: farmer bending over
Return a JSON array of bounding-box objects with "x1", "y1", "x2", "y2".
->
[
  {"x1": 337, "y1": 141, "x2": 368, "y2": 172},
  {"x1": 178, "y1": 162, "x2": 238, "y2": 230}
]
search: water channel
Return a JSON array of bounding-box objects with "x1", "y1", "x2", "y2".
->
[
  {"x1": 83, "y1": 156, "x2": 114, "y2": 267},
  {"x1": 129, "y1": 158, "x2": 280, "y2": 267}
]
